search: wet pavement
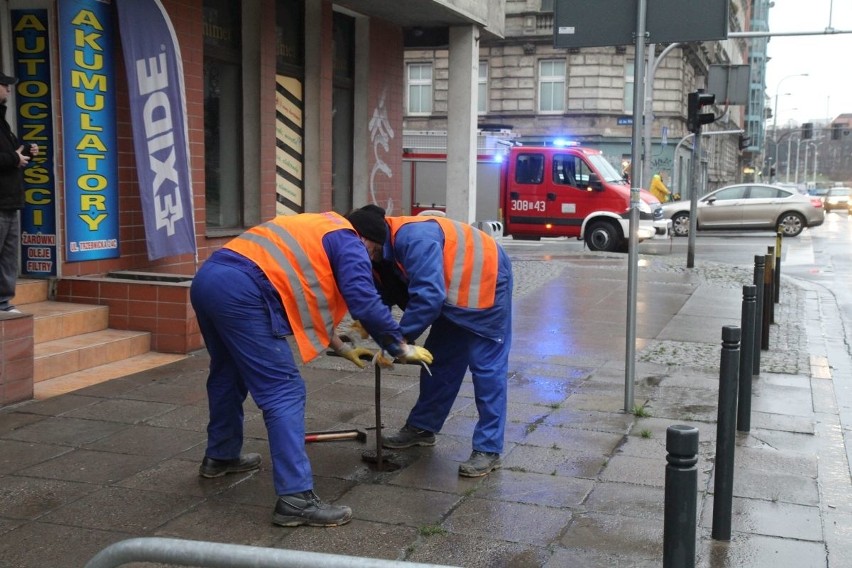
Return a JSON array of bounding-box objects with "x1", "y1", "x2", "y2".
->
[{"x1": 1, "y1": 246, "x2": 851, "y2": 567}]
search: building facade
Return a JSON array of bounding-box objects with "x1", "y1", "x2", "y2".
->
[
  {"x1": 0, "y1": 0, "x2": 504, "y2": 397},
  {"x1": 403, "y1": 0, "x2": 754, "y2": 198}
]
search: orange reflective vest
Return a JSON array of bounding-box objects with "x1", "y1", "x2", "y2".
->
[
  {"x1": 386, "y1": 216, "x2": 499, "y2": 309},
  {"x1": 223, "y1": 212, "x2": 351, "y2": 362}
]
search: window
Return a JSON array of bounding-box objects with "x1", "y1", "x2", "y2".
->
[
  {"x1": 624, "y1": 61, "x2": 634, "y2": 113},
  {"x1": 204, "y1": 0, "x2": 244, "y2": 229},
  {"x1": 515, "y1": 154, "x2": 545, "y2": 184},
  {"x1": 478, "y1": 61, "x2": 488, "y2": 114},
  {"x1": 553, "y1": 155, "x2": 595, "y2": 187},
  {"x1": 709, "y1": 186, "x2": 747, "y2": 201},
  {"x1": 748, "y1": 186, "x2": 784, "y2": 199},
  {"x1": 538, "y1": 60, "x2": 565, "y2": 113},
  {"x1": 407, "y1": 63, "x2": 433, "y2": 115}
]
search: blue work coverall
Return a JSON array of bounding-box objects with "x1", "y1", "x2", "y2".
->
[
  {"x1": 380, "y1": 220, "x2": 513, "y2": 454},
  {"x1": 191, "y1": 228, "x2": 405, "y2": 496}
]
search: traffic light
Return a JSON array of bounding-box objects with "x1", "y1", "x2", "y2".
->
[
  {"x1": 802, "y1": 122, "x2": 813, "y2": 140},
  {"x1": 687, "y1": 90, "x2": 716, "y2": 134},
  {"x1": 832, "y1": 123, "x2": 844, "y2": 140},
  {"x1": 738, "y1": 134, "x2": 751, "y2": 151}
]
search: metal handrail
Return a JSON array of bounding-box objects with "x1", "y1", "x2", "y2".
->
[{"x1": 84, "y1": 537, "x2": 461, "y2": 568}]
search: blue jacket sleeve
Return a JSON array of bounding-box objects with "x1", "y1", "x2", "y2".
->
[
  {"x1": 323, "y1": 229, "x2": 405, "y2": 356},
  {"x1": 391, "y1": 222, "x2": 446, "y2": 339}
]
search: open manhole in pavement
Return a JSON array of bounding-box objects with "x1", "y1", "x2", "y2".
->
[{"x1": 361, "y1": 450, "x2": 405, "y2": 472}]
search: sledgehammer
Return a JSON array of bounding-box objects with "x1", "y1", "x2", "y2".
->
[{"x1": 304, "y1": 428, "x2": 368, "y2": 444}]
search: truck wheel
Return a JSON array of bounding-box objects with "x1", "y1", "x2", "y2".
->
[
  {"x1": 671, "y1": 212, "x2": 690, "y2": 237},
  {"x1": 584, "y1": 221, "x2": 620, "y2": 252}
]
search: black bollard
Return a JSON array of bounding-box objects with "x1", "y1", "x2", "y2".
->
[
  {"x1": 752, "y1": 255, "x2": 764, "y2": 375},
  {"x1": 712, "y1": 326, "x2": 741, "y2": 541},
  {"x1": 761, "y1": 253, "x2": 772, "y2": 350},
  {"x1": 737, "y1": 285, "x2": 756, "y2": 432},
  {"x1": 767, "y1": 246, "x2": 776, "y2": 324},
  {"x1": 774, "y1": 232, "x2": 782, "y2": 305},
  {"x1": 664, "y1": 424, "x2": 699, "y2": 568}
]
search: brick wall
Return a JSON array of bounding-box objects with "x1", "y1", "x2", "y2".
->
[{"x1": 0, "y1": 313, "x2": 34, "y2": 406}]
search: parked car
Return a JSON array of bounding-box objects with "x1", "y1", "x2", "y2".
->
[
  {"x1": 661, "y1": 183, "x2": 825, "y2": 237},
  {"x1": 823, "y1": 186, "x2": 851, "y2": 211}
]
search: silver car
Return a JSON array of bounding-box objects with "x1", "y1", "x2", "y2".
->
[{"x1": 662, "y1": 183, "x2": 825, "y2": 238}]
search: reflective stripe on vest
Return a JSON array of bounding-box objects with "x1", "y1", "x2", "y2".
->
[
  {"x1": 223, "y1": 212, "x2": 350, "y2": 362},
  {"x1": 386, "y1": 216, "x2": 499, "y2": 309}
]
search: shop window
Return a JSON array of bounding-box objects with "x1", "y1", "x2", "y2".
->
[{"x1": 203, "y1": 0, "x2": 244, "y2": 229}]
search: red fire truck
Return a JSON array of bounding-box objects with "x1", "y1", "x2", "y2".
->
[{"x1": 404, "y1": 140, "x2": 669, "y2": 252}]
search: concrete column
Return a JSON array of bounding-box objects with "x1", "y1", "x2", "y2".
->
[
  {"x1": 445, "y1": 25, "x2": 479, "y2": 223},
  {"x1": 302, "y1": 1, "x2": 323, "y2": 212},
  {"x1": 352, "y1": 17, "x2": 370, "y2": 210}
]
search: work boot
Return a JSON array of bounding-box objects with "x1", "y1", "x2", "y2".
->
[
  {"x1": 382, "y1": 424, "x2": 436, "y2": 449},
  {"x1": 272, "y1": 490, "x2": 352, "y2": 527},
  {"x1": 458, "y1": 450, "x2": 501, "y2": 478},
  {"x1": 198, "y1": 453, "x2": 262, "y2": 478}
]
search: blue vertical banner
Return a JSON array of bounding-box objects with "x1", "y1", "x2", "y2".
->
[
  {"x1": 12, "y1": 9, "x2": 58, "y2": 277},
  {"x1": 58, "y1": 0, "x2": 120, "y2": 261},
  {"x1": 116, "y1": 0, "x2": 196, "y2": 260}
]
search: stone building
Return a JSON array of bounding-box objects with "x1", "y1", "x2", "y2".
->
[{"x1": 403, "y1": 0, "x2": 756, "y2": 198}]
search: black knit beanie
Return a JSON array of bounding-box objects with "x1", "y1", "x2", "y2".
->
[{"x1": 346, "y1": 204, "x2": 387, "y2": 244}]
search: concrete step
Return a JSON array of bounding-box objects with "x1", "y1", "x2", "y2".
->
[
  {"x1": 33, "y1": 351, "x2": 187, "y2": 400},
  {"x1": 34, "y1": 328, "x2": 152, "y2": 383},
  {"x1": 9, "y1": 278, "x2": 188, "y2": 400},
  {"x1": 26, "y1": 301, "x2": 110, "y2": 343},
  {"x1": 11, "y1": 278, "x2": 49, "y2": 305}
]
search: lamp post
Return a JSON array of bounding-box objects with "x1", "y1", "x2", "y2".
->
[
  {"x1": 772, "y1": 74, "x2": 808, "y2": 181},
  {"x1": 795, "y1": 138, "x2": 802, "y2": 185},
  {"x1": 786, "y1": 131, "x2": 800, "y2": 183},
  {"x1": 809, "y1": 142, "x2": 818, "y2": 185}
]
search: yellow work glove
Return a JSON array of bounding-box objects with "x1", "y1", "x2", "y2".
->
[
  {"x1": 350, "y1": 320, "x2": 369, "y2": 339},
  {"x1": 334, "y1": 344, "x2": 374, "y2": 369},
  {"x1": 372, "y1": 351, "x2": 396, "y2": 369},
  {"x1": 396, "y1": 344, "x2": 434, "y2": 365}
]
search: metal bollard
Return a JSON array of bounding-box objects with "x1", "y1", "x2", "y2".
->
[
  {"x1": 752, "y1": 255, "x2": 764, "y2": 375},
  {"x1": 712, "y1": 326, "x2": 741, "y2": 541},
  {"x1": 737, "y1": 285, "x2": 756, "y2": 432},
  {"x1": 664, "y1": 425, "x2": 699, "y2": 568},
  {"x1": 761, "y1": 252, "x2": 773, "y2": 350},
  {"x1": 767, "y1": 246, "x2": 776, "y2": 324},
  {"x1": 774, "y1": 232, "x2": 782, "y2": 304}
]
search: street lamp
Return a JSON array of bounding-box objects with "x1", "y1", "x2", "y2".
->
[
  {"x1": 773, "y1": 73, "x2": 808, "y2": 135},
  {"x1": 772, "y1": 74, "x2": 808, "y2": 182},
  {"x1": 808, "y1": 142, "x2": 818, "y2": 185}
]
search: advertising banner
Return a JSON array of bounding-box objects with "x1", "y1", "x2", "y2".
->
[
  {"x1": 12, "y1": 9, "x2": 58, "y2": 276},
  {"x1": 116, "y1": 0, "x2": 196, "y2": 260},
  {"x1": 58, "y1": 0, "x2": 120, "y2": 261}
]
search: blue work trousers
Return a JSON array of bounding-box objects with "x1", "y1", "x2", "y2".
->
[
  {"x1": 408, "y1": 315, "x2": 511, "y2": 454},
  {"x1": 190, "y1": 259, "x2": 312, "y2": 496}
]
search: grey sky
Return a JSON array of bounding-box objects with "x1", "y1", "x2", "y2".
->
[{"x1": 765, "y1": 0, "x2": 852, "y2": 125}]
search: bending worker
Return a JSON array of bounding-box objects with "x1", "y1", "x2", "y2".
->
[
  {"x1": 347, "y1": 205, "x2": 513, "y2": 478},
  {"x1": 190, "y1": 211, "x2": 432, "y2": 528}
]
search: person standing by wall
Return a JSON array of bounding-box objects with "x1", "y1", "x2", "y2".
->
[
  {"x1": 190, "y1": 210, "x2": 432, "y2": 527},
  {"x1": 0, "y1": 72, "x2": 39, "y2": 314},
  {"x1": 347, "y1": 206, "x2": 513, "y2": 478}
]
